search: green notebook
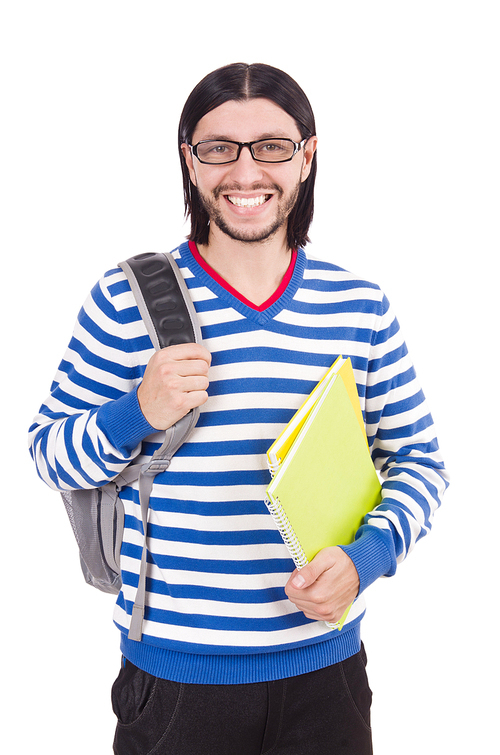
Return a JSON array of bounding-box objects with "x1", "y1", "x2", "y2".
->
[{"x1": 265, "y1": 368, "x2": 381, "y2": 630}]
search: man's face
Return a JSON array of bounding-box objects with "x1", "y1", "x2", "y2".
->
[{"x1": 181, "y1": 98, "x2": 317, "y2": 246}]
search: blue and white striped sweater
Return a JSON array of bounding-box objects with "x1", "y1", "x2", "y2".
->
[{"x1": 29, "y1": 242, "x2": 448, "y2": 683}]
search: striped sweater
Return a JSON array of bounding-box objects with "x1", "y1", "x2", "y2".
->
[{"x1": 29, "y1": 241, "x2": 449, "y2": 684}]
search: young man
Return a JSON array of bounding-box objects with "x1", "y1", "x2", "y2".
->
[{"x1": 29, "y1": 63, "x2": 448, "y2": 754}]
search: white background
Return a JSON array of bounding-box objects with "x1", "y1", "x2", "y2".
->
[{"x1": 1, "y1": 1, "x2": 498, "y2": 752}]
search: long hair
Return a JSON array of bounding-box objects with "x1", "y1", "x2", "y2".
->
[{"x1": 178, "y1": 63, "x2": 317, "y2": 250}]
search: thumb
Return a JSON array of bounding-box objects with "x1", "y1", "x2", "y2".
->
[
  {"x1": 290, "y1": 570, "x2": 309, "y2": 589},
  {"x1": 290, "y1": 549, "x2": 335, "y2": 589}
]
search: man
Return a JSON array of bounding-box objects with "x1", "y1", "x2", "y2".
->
[{"x1": 29, "y1": 63, "x2": 448, "y2": 754}]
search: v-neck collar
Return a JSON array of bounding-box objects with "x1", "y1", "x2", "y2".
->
[{"x1": 179, "y1": 241, "x2": 306, "y2": 326}]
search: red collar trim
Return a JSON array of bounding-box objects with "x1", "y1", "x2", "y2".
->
[{"x1": 188, "y1": 241, "x2": 297, "y2": 312}]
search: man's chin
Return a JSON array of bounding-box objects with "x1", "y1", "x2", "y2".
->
[{"x1": 212, "y1": 216, "x2": 284, "y2": 244}]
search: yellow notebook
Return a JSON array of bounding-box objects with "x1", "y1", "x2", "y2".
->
[
  {"x1": 266, "y1": 356, "x2": 366, "y2": 475},
  {"x1": 265, "y1": 364, "x2": 381, "y2": 630}
]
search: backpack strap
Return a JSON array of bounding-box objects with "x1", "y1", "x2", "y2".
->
[
  {"x1": 119, "y1": 252, "x2": 202, "y2": 350},
  {"x1": 118, "y1": 252, "x2": 202, "y2": 641}
]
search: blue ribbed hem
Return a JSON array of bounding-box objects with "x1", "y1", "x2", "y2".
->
[
  {"x1": 96, "y1": 387, "x2": 157, "y2": 456},
  {"x1": 120, "y1": 625, "x2": 361, "y2": 684}
]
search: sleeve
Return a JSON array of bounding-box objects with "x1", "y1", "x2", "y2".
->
[
  {"x1": 28, "y1": 269, "x2": 157, "y2": 491},
  {"x1": 339, "y1": 294, "x2": 450, "y2": 593}
]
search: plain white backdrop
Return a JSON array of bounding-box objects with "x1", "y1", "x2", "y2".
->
[{"x1": 2, "y1": 1, "x2": 498, "y2": 752}]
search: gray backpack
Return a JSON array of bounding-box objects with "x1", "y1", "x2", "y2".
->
[{"x1": 60, "y1": 252, "x2": 201, "y2": 641}]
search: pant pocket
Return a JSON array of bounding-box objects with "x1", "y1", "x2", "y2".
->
[
  {"x1": 112, "y1": 660, "x2": 183, "y2": 755},
  {"x1": 112, "y1": 659, "x2": 159, "y2": 727}
]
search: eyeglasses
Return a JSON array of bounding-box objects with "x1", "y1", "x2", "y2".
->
[{"x1": 189, "y1": 137, "x2": 308, "y2": 165}]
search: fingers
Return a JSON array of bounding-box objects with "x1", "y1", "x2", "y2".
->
[
  {"x1": 162, "y1": 342, "x2": 212, "y2": 365},
  {"x1": 284, "y1": 547, "x2": 360, "y2": 623},
  {"x1": 137, "y1": 342, "x2": 212, "y2": 430}
]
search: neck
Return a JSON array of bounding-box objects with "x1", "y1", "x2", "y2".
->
[{"x1": 196, "y1": 226, "x2": 293, "y2": 307}]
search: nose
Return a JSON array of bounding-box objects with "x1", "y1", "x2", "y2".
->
[{"x1": 227, "y1": 144, "x2": 265, "y2": 184}]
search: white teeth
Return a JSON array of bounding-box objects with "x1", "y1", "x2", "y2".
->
[{"x1": 227, "y1": 195, "x2": 269, "y2": 207}]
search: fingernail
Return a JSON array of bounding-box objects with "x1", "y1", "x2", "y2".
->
[{"x1": 292, "y1": 573, "x2": 306, "y2": 588}]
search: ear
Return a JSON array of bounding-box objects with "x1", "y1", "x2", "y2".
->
[
  {"x1": 300, "y1": 135, "x2": 318, "y2": 182},
  {"x1": 181, "y1": 143, "x2": 198, "y2": 187}
]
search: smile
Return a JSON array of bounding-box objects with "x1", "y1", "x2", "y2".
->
[{"x1": 226, "y1": 194, "x2": 271, "y2": 208}]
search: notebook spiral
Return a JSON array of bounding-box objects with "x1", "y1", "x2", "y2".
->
[
  {"x1": 264, "y1": 495, "x2": 309, "y2": 570},
  {"x1": 268, "y1": 462, "x2": 280, "y2": 478}
]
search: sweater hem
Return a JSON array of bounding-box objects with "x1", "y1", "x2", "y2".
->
[{"x1": 120, "y1": 624, "x2": 362, "y2": 684}]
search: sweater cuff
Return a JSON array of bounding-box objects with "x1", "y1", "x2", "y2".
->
[
  {"x1": 339, "y1": 527, "x2": 394, "y2": 595},
  {"x1": 96, "y1": 386, "x2": 157, "y2": 457}
]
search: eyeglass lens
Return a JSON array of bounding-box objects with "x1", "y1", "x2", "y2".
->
[{"x1": 195, "y1": 139, "x2": 297, "y2": 164}]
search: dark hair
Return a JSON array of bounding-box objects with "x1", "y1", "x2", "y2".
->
[{"x1": 178, "y1": 62, "x2": 317, "y2": 249}]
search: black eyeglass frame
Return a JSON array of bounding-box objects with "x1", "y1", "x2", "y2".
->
[{"x1": 189, "y1": 137, "x2": 309, "y2": 165}]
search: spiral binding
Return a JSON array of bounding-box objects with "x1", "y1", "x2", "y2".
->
[
  {"x1": 268, "y1": 459, "x2": 281, "y2": 478},
  {"x1": 265, "y1": 495, "x2": 309, "y2": 570}
]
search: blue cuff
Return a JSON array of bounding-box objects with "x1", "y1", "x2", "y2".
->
[
  {"x1": 339, "y1": 527, "x2": 394, "y2": 595},
  {"x1": 96, "y1": 387, "x2": 157, "y2": 457}
]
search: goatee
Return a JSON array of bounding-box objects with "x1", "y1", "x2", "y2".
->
[{"x1": 197, "y1": 181, "x2": 301, "y2": 244}]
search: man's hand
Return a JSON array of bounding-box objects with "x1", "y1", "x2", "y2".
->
[
  {"x1": 137, "y1": 343, "x2": 212, "y2": 430},
  {"x1": 284, "y1": 547, "x2": 360, "y2": 624}
]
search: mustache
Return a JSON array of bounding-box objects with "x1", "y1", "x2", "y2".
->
[{"x1": 212, "y1": 183, "x2": 284, "y2": 199}]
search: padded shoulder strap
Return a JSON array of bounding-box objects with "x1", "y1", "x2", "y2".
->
[{"x1": 119, "y1": 252, "x2": 202, "y2": 349}]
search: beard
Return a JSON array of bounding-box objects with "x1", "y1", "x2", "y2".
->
[{"x1": 196, "y1": 180, "x2": 301, "y2": 244}]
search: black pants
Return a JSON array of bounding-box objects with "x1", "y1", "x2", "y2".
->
[{"x1": 112, "y1": 646, "x2": 373, "y2": 755}]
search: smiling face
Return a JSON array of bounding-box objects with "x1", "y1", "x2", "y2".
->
[{"x1": 181, "y1": 99, "x2": 317, "y2": 247}]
